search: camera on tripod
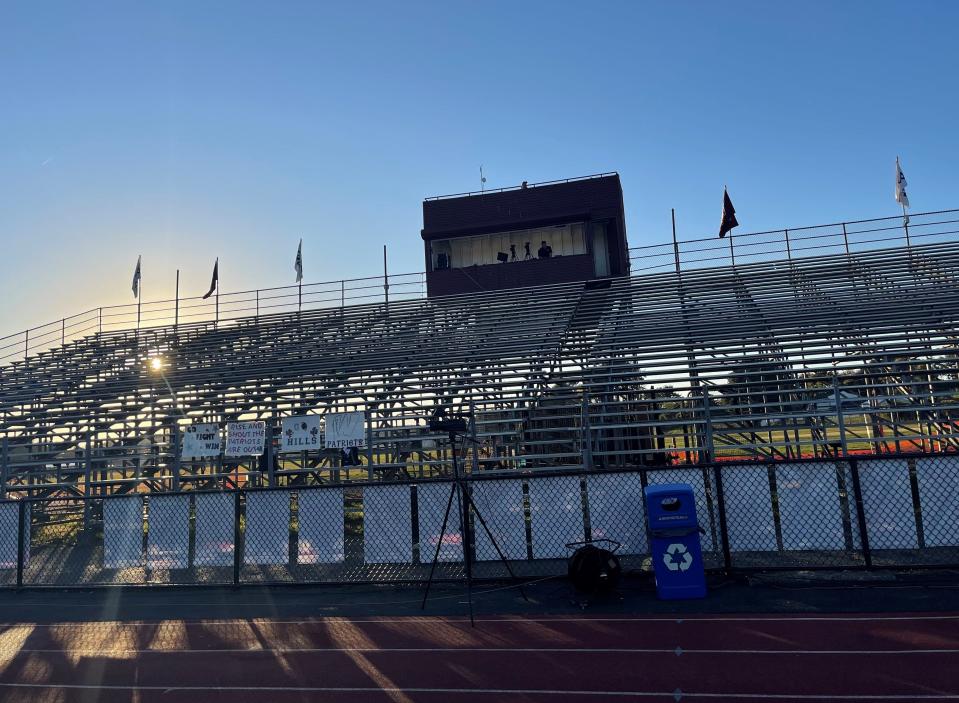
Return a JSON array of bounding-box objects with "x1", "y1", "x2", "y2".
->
[{"x1": 428, "y1": 405, "x2": 468, "y2": 434}]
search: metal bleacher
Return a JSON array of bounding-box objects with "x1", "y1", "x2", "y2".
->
[{"x1": 1, "y1": 209, "x2": 959, "y2": 500}]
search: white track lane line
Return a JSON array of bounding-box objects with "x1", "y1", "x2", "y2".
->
[
  {"x1": 0, "y1": 646, "x2": 956, "y2": 655},
  {"x1": 2, "y1": 613, "x2": 958, "y2": 628},
  {"x1": 0, "y1": 683, "x2": 953, "y2": 699}
]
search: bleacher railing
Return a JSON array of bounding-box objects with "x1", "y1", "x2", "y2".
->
[
  {"x1": 0, "y1": 271, "x2": 426, "y2": 365},
  {"x1": 4, "y1": 208, "x2": 956, "y2": 367},
  {"x1": 628, "y1": 208, "x2": 959, "y2": 274}
]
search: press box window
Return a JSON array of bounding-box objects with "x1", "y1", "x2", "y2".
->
[{"x1": 432, "y1": 223, "x2": 586, "y2": 270}]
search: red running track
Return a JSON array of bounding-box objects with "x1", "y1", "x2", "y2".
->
[{"x1": 0, "y1": 613, "x2": 956, "y2": 701}]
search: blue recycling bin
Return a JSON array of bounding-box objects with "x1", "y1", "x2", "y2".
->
[{"x1": 644, "y1": 483, "x2": 707, "y2": 600}]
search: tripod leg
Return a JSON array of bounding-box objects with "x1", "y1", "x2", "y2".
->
[
  {"x1": 421, "y1": 481, "x2": 457, "y2": 610},
  {"x1": 455, "y1": 479, "x2": 475, "y2": 626},
  {"x1": 465, "y1": 489, "x2": 530, "y2": 602}
]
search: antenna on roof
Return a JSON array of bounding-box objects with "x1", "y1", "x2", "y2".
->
[{"x1": 479, "y1": 165, "x2": 486, "y2": 192}]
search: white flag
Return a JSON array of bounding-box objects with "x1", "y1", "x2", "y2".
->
[
  {"x1": 132, "y1": 256, "x2": 141, "y2": 299},
  {"x1": 896, "y1": 157, "x2": 910, "y2": 214},
  {"x1": 294, "y1": 239, "x2": 303, "y2": 283}
]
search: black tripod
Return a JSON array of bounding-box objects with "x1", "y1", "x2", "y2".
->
[{"x1": 421, "y1": 423, "x2": 528, "y2": 626}]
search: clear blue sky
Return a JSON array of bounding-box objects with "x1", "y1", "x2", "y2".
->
[{"x1": 2, "y1": 1, "x2": 956, "y2": 332}]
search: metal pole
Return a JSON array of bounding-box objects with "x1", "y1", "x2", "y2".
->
[
  {"x1": 841, "y1": 222, "x2": 850, "y2": 257},
  {"x1": 24, "y1": 330, "x2": 28, "y2": 361},
  {"x1": 383, "y1": 245, "x2": 389, "y2": 318},
  {"x1": 233, "y1": 489, "x2": 242, "y2": 585},
  {"x1": 298, "y1": 281, "x2": 302, "y2": 314},
  {"x1": 902, "y1": 203, "x2": 911, "y2": 247},
  {"x1": 728, "y1": 234, "x2": 736, "y2": 268},
  {"x1": 784, "y1": 229, "x2": 792, "y2": 263},
  {"x1": 365, "y1": 409, "x2": 374, "y2": 480},
  {"x1": 98, "y1": 308, "x2": 102, "y2": 335},
  {"x1": 847, "y1": 458, "x2": 874, "y2": 568},
  {"x1": 172, "y1": 425, "x2": 181, "y2": 492},
  {"x1": 834, "y1": 376, "x2": 849, "y2": 457},
  {"x1": 174, "y1": 270, "x2": 180, "y2": 330},
  {"x1": 61, "y1": 318, "x2": 65, "y2": 347},
  {"x1": 16, "y1": 501, "x2": 26, "y2": 589},
  {"x1": 671, "y1": 208, "x2": 681, "y2": 274},
  {"x1": 702, "y1": 386, "x2": 715, "y2": 463},
  {"x1": 83, "y1": 433, "x2": 92, "y2": 527},
  {"x1": 712, "y1": 465, "x2": 733, "y2": 573},
  {"x1": 581, "y1": 393, "x2": 593, "y2": 470},
  {"x1": 265, "y1": 422, "x2": 275, "y2": 487},
  {"x1": 0, "y1": 437, "x2": 8, "y2": 500}
]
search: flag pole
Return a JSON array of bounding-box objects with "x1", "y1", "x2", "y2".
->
[
  {"x1": 174, "y1": 269, "x2": 180, "y2": 330},
  {"x1": 725, "y1": 185, "x2": 736, "y2": 267},
  {"x1": 137, "y1": 258, "x2": 142, "y2": 332},
  {"x1": 901, "y1": 202, "x2": 911, "y2": 247}
]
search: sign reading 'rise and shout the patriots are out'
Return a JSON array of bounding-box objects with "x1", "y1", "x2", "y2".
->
[{"x1": 225, "y1": 421, "x2": 267, "y2": 457}]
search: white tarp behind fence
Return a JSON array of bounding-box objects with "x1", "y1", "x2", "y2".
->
[
  {"x1": 148, "y1": 495, "x2": 189, "y2": 569},
  {"x1": 195, "y1": 493, "x2": 234, "y2": 566},
  {"x1": 244, "y1": 492, "x2": 290, "y2": 565},
  {"x1": 363, "y1": 485, "x2": 412, "y2": 563},
  {"x1": 298, "y1": 488, "x2": 345, "y2": 564},
  {"x1": 528, "y1": 476, "x2": 585, "y2": 559},
  {"x1": 470, "y1": 479, "x2": 527, "y2": 561},
  {"x1": 416, "y1": 482, "x2": 463, "y2": 563},
  {"x1": 104, "y1": 497, "x2": 143, "y2": 569},
  {"x1": 586, "y1": 472, "x2": 647, "y2": 555}
]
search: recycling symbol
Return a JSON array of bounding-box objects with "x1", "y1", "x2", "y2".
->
[{"x1": 663, "y1": 543, "x2": 693, "y2": 572}]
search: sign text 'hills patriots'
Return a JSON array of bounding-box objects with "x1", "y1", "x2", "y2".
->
[{"x1": 324, "y1": 411, "x2": 365, "y2": 449}]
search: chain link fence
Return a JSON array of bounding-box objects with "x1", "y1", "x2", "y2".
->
[{"x1": 4, "y1": 453, "x2": 959, "y2": 588}]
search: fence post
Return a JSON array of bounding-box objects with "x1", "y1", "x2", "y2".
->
[
  {"x1": 834, "y1": 376, "x2": 849, "y2": 457},
  {"x1": 83, "y1": 434, "x2": 92, "y2": 528},
  {"x1": 701, "y1": 386, "x2": 715, "y2": 463},
  {"x1": 712, "y1": 465, "x2": 733, "y2": 573},
  {"x1": 16, "y1": 500, "x2": 26, "y2": 589},
  {"x1": 365, "y1": 409, "x2": 374, "y2": 480},
  {"x1": 172, "y1": 425, "x2": 181, "y2": 492},
  {"x1": 265, "y1": 422, "x2": 275, "y2": 487},
  {"x1": 233, "y1": 489, "x2": 242, "y2": 586},
  {"x1": 847, "y1": 459, "x2": 873, "y2": 569},
  {"x1": 581, "y1": 393, "x2": 593, "y2": 470},
  {"x1": 1, "y1": 438, "x2": 8, "y2": 500}
]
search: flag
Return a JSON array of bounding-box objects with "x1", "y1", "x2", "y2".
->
[
  {"x1": 132, "y1": 256, "x2": 141, "y2": 299},
  {"x1": 294, "y1": 239, "x2": 303, "y2": 283},
  {"x1": 896, "y1": 157, "x2": 910, "y2": 223},
  {"x1": 202, "y1": 258, "x2": 218, "y2": 299},
  {"x1": 719, "y1": 188, "x2": 739, "y2": 238}
]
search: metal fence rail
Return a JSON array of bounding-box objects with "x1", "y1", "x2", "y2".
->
[{"x1": 3, "y1": 452, "x2": 958, "y2": 589}]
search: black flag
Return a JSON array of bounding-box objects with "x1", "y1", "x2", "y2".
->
[
  {"x1": 202, "y1": 258, "x2": 218, "y2": 299},
  {"x1": 719, "y1": 188, "x2": 739, "y2": 238}
]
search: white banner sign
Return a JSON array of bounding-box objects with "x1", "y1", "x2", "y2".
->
[
  {"x1": 182, "y1": 423, "x2": 222, "y2": 458},
  {"x1": 281, "y1": 416, "x2": 321, "y2": 452},
  {"x1": 324, "y1": 411, "x2": 365, "y2": 449},
  {"x1": 225, "y1": 421, "x2": 267, "y2": 457}
]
